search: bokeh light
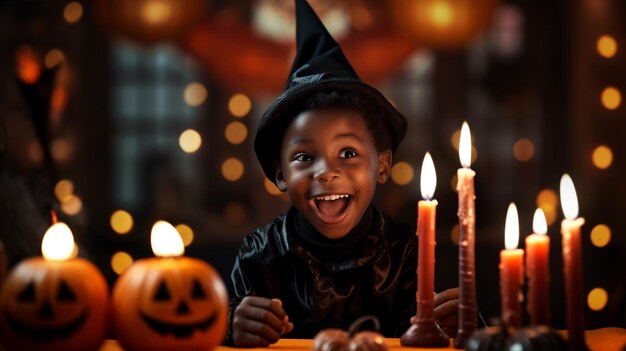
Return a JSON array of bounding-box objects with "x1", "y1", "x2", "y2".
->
[
  {"x1": 264, "y1": 178, "x2": 282, "y2": 196},
  {"x1": 590, "y1": 224, "x2": 611, "y2": 248},
  {"x1": 596, "y1": 35, "x2": 617, "y2": 58},
  {"x1": 450, "y1": 224, "x2": 460, "y2": 245},
  {"x1": 51, "y1": 138, "x2": 72, "y2": 162},
  {"x1": 175, "y1": 224, "x2": 194, "y2": 247},
  {"x1": 536, "y1": 189, "x2": 558, "y2": 226},
  {"x1": 110, "y1": 210, "x2": 133, "y2": 234},
  {"x1": 61, "y1": 195, "x2": 83, "y2": 216},
  {"x1": 391, "y1": 161, "x2": 414, "y2": 186},
  {"x1": 183, "y1": 82, "x2": 208, "y2": 106},
  {"x1": 591, "y1": 145, "x2": 613, "y2": 169},
  {"x1": 451, "y1": 129, "x2": 461, "y2": 150},
  {"x1": 45, "y1": 49, "x2": 64, "y2": 69},
  {"x1": 429, "y1": 1, "x2": 453, "y2": 27},
  {"x1": 513, "y1": 138, "x2": 535, "y2": 162},
  {"x1": 179, "y1": 129, "x2": 202, "y2": 153},
  {"x1": 587, "y1": 287, "x2": 608, "y2": 311},
  {"x1": 63, "y1": 2, "x2": 83, "y2": 23},
  {"x1": 228, "y1": 93, "x2": 252, "y2": 117},
  {"x1": 225, "y1": 121, "x2": 248, "y2": 145},
  {"x1": 111, "y1": 251, "x2": 133, "y2": 275},
  {"x1": 141, "y1": 1, "x2": 172, "y2": 25},
  {"x1": 451, "y1": 174, "x2": 458, "y2": 192},
  {"x1": 54, "y1": 179, "x2": 74, "y2": 203},
  {"x1": 601, "y1": 86, "x2": 621, "y2": 110},
  {"x1": 221, "y1": 158, "x2": 244, "y2": 181}
]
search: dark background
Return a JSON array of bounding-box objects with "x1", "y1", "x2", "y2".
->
[{"x1": 1, "y1": 0, "x2": 624, "y2": 330}]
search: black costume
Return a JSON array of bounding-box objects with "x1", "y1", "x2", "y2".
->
[{"x1": 226, "y1": 205, "x2": 417, "y2": 341}]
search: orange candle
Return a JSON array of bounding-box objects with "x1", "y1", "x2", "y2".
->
[
  {"x1": 401, "y1": 153, "x2": 448, "y2": 347},
  {"x1": 454, "y1": 122, "x2": 477, "y2": 349},
  {"x1": 559, "y1": 174, "x2": 588, "y2": 351},
  {"x1": 500, "y1": 203, "x2": 524, "y2": 330},
  {"x1": 525, "y1": 208, "x2": 550, "y2": 325}
]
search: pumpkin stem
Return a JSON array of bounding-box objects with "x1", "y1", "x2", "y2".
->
[{"x1": 347, "y1": 315, "x2": 380, "y2": 337}]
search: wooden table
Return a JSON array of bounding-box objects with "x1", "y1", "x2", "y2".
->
[{"x1": 100, "y1": 327, "x2": 626, "y2": 351}]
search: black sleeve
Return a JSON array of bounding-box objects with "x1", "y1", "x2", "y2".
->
[{"x1": 223, "y1": 234, "x2": 261, "y2": 345}]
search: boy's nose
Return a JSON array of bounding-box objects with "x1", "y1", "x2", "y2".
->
[{"x1": 313, "y1": 159, "x2": 340, "y2": 182}]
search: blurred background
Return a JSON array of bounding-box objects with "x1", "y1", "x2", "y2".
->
[{"x1": 0, "y1": 0, "x2": 624, "y2": 330}]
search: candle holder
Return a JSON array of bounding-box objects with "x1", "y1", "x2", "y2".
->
[{"x1": 401, "y1": 318, "x2": 450, "y2": 348}]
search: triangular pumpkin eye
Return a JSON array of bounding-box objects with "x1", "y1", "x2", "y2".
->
[
  {"x1": 57, "y1": 280, "x2": 76, "y2": 302},
  {"x1": 17, "y1": 282, "x2": 36, "y2": 303},
  {"x1": 153, "y1": 280, "x2": 171, "y2": 301},
  {"x1": 191, "y1": 279, "x2": 206, "y2": 299}
]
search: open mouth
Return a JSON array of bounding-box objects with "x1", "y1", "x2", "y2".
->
[
  {"x1": 310, "y1": 194, "x2": 352, "y2": 222},
  {"x1": 5, "y1": 310, "x2": 88, "y2": 342}
]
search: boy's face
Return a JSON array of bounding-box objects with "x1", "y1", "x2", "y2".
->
[{"x1": 275, "y1": 108, "x2": 392, "y2": 239}]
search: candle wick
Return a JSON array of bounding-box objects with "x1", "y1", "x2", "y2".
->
[{"x1": 51, "y1": 210, "x2": 58, "y2": 224}]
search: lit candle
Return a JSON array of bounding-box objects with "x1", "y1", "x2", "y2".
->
[
  {"x1": 500, "y1": 203, "x2": 524, "y2": 330},
  {"x1": 0, "y1": 219, "x2": 109, "y2": 350},
  {"x1": 112, "y1": 221, "x2": 229, "y2": 350},
  {"x1": 401, "y1": 152, "x2": 449, "y2": 348},
  {"x1": 559, "y1": 174, "x2": 588, "y2": 351},
  {"x1": 454, "y1": 122, "x2": 477, "y2": 349},
  {"x1": 525, "y1": 208, "x2": 550, "y2": 325}
]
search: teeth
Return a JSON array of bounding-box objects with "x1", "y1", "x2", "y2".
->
[{"x1": 315, "y1": 194, "x2": 350, "y2": 201}]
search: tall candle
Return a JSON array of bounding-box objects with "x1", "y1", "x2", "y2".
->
[
  {"x1": 500, "y1": 203, "x2": 524, "y2": 330},
  {"x1": 525, "y1": 208, "x2": 550, "y2": 325},
  {"x1": 454, "y1": 122, "x2": 477, "y2": 349},
  {"x1": 401, "y1": 153, "x2": 449, "y2": 348},
  {"x1": 559, "y1": 174, "x2": 588, "y2": 351}
]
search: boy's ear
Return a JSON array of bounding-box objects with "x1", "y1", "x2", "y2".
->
[
  {"x1": 377, "y1": 149, "x2": 392, "y2": 184},
  {"x1": 274, "y1": 168, "x2": 288, "y2": 192}
]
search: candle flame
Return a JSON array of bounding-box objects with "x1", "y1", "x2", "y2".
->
[
  {"x1": 41, "y1": 222, "x2": 75, "y2": 261},
  {"x1": 505, "y1": 203, "x2": 519, "y2": 250},
  {"x1": 151, "y1": 221, "x2": 184, "y2": 258},
  {"x1": 533, "y1": 208, "x2": 547, "y2": 235},
  {"x1": 559, "y1": 174, "x2": 579, "y2": 219},
  {"x1": 420, "y1": 152, "x2": 437, "y2": 200},
  {"x1": 459, "y1": 122, "x2": 472, "y2": 168}
]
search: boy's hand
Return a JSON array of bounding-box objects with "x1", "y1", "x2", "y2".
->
[
  {"x1": 433, "y1": 288, "x2": 459, "y2": 338},
  {"x1": 410, "y1": 288, "x2": 460, "y2": 338},
  {"x1": 232, "y1": 296, "x2": 294, "y2": 347}
]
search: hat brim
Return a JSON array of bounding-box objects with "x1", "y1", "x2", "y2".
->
[{"x1": 254, "y1": 76, "x2": 407, "y2": 183}]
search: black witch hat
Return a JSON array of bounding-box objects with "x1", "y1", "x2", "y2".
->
[{"x1": 254, "y1": 0, "x2": 407, "y2": 183}]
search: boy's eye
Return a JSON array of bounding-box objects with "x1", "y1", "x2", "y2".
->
[
  {"x1": 339, "y1": 149, "x2": 358, "y2": 159},
  {"x1": 293, "y1": 153, "x2": 313, "y2": 162}
]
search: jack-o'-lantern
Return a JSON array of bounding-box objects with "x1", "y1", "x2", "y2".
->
[
  {"x1": 112, "y1": 221, "x2": 228, "y2": 351},
  {"x1": 0, "y1": 222, "x2": 109, "y2": 351}
]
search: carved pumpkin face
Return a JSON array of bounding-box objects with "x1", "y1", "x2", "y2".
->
[
  {"x1": 112, "y1": 257, "x2": 228, "y2": 350},
  {"x1": 0, "y1": 258, "x2": 109, "y2": 351}
]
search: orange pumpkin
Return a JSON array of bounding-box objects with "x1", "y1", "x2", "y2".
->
[
  {"x1": 112, "y1": 256, "x2": 228, "y2": 351},
  {"x1": 0, "y1": 258, "x2": 109, "y2": 351}
]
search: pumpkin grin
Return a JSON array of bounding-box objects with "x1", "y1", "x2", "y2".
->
[
  {"x1": 4, "y1": 310, "x2": 88, "y2": 342},
  {"x1": 140, "y1": 310, "x2": 218, "y2": 338}
]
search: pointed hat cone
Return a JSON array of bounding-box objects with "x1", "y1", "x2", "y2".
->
[{"x1": 255, "y1": 0, "x2": 407, "y2": 182}]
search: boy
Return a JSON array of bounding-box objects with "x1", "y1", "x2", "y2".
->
[{"x1": 226, "y1": 0, "x2": 459, "y2": 347}]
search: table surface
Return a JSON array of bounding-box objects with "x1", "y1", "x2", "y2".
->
[{"x1": 100, "y1": 327, "x2": 626, "y2": 351}]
